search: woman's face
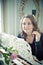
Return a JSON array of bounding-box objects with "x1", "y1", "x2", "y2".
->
[{"x1": 21, "y1": 18, "x2": 34, "y2": 35}]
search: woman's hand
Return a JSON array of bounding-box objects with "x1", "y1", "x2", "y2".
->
[{"x1": 32, "y1": 31, "x2": 41, "y2": 42}]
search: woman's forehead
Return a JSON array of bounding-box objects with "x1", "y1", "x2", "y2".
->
[{"x1": 22, "y1": 18, "x2": 32, "y2": 23}]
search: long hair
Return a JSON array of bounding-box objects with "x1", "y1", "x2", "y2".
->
[{"x1": 20, "y1": 15, "x2": 40, "y2": 40}]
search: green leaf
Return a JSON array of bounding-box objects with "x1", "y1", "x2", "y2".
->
[
  {"x1": 3, "y1": 53, "x2": 10, "y2": 65},
  {"x1": 12, "y1": 49, "x2": 19, "y2": 54},
  {"x1": 8, "y1": 47, "x2": 13, "y2": 51}
]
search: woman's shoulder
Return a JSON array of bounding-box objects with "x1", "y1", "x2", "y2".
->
[
  {"x1": 40, "y1": 32, "x2": 43, "y2": 47},
  {"x1": 17, "y1": 33, "x2": 21, "y2": 38},
  {"x1": 40, "y1": 32, "x2": 43, "y2": 39}
]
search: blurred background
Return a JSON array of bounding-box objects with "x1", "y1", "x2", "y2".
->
[{"x1": 0, "y1": 0, "x2": 43, "y2": 36}]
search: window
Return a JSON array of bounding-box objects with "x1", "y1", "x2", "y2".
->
[
  {"x1": 0, "y1": 1, "x2": 2, "y2": 33},
  {"x1": 32, "y1": 10, "x2": 36, "y2": 16}
]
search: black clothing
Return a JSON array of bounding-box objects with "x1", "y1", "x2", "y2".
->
[
  {"x1": 0, "y1": 60, "x2": 5, "y2": 65},
  {"x1": 18, "y1": 33, "x2": 43, "y2": 61}
]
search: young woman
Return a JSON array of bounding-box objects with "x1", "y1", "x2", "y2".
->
[{"x1": 18, "y1": 15, "x2": 43, "y2": 61}]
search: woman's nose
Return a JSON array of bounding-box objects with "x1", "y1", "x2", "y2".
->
[
  {"x1": 25, "y1": 24, "x2": 28, "y2": 27},
  {"x1": 24, "y1": 25, "x2": 29, "y2": 29}
]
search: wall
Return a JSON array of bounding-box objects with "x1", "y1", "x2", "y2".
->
[
  {"x1": 0, "y1": 0, "x2": 1, "y2": 32},
  {"x1": 1, "y1": 0, "x2": 43, "y2": 36},
  {"x1": 39, "y1": 0, "x2": 43, "y2": 31}
]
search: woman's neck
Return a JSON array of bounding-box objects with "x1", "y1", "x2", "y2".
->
[{"x1": 26, "y1": 34, "x2": 34, "y2": 44}]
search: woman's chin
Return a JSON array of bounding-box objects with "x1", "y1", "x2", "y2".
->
[{"x1": 25, "y1": 32, "x2": 31, "y2": 36}]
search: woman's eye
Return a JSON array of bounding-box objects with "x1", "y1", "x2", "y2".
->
[
  {"x1": 28, "y1": 23, "x2": 31, "y2": 25},
  {"x1": 22, "y1": 23, "x2": 26, "y2": 25},
  {"x1": 22, "y1": 22, "x2": 31, "y2": 25}
]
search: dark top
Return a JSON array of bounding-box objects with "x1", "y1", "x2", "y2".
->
[
  {"x1": 18, "y1": 33, "x2": 43, "y2": 61},
  {"x1": 0, "y1": 60, "x2": 5, "y2": 65}
]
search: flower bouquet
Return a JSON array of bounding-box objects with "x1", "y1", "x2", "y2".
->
[{"x1": 0, "y1": 39, "x2": 19, "y2": 65}]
